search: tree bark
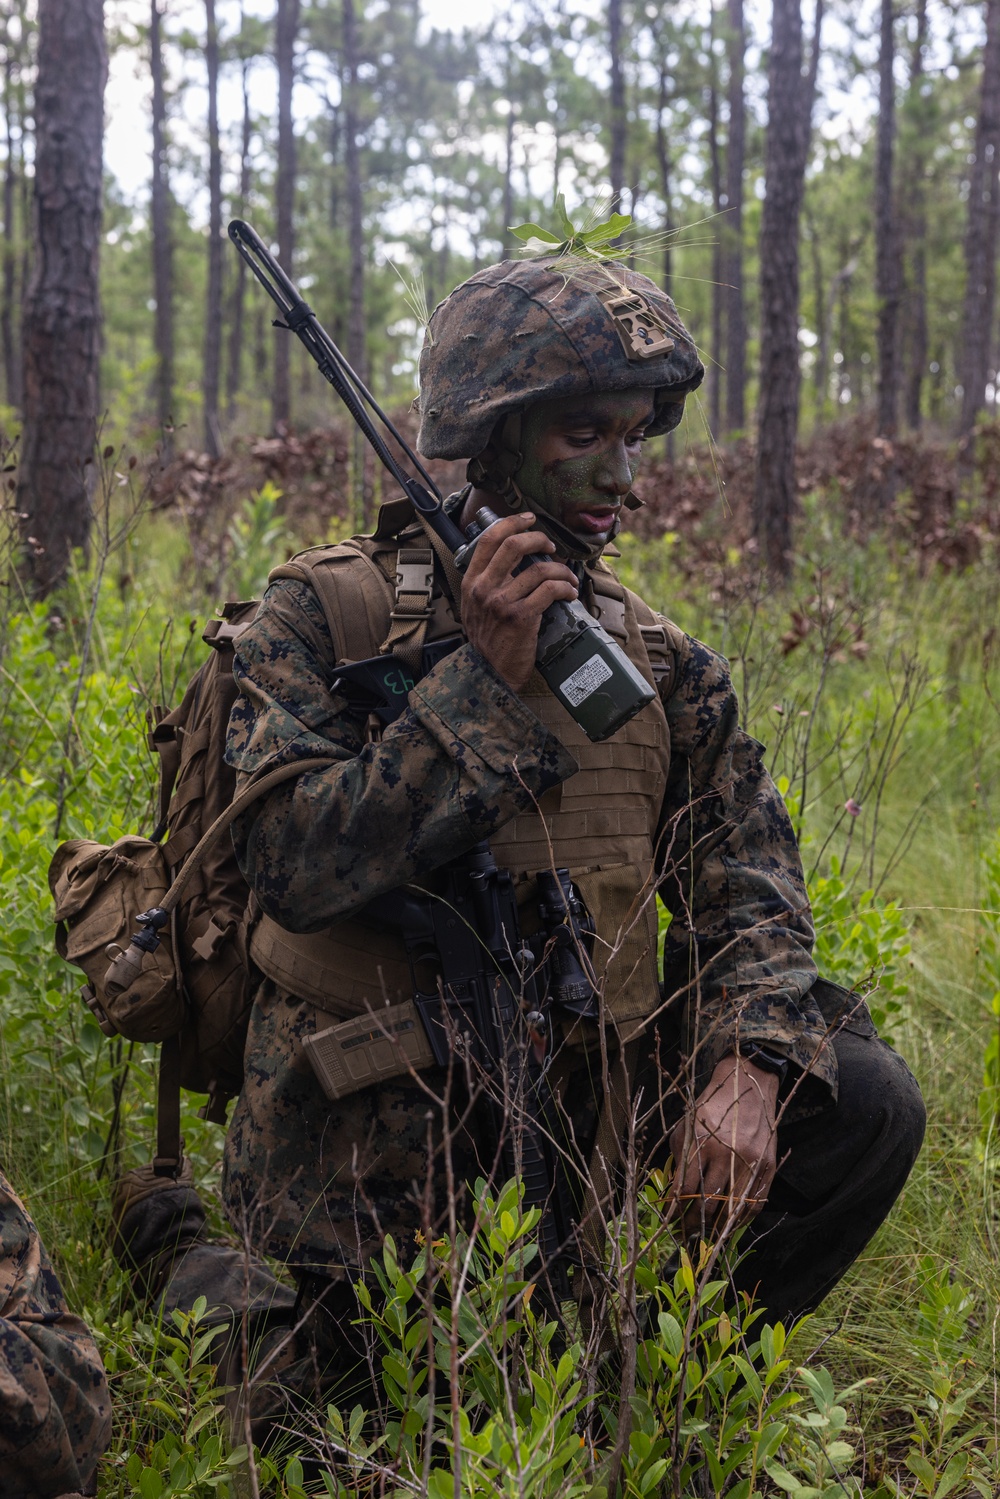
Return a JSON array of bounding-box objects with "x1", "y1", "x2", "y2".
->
[
  {"x1": 805, "y1": 203, "x2": 827, "y2": 411},
  {"x1": 226, "y1": 37, "x2": 252, "y2": 421},
  {"x1": 2, "y1": 29, "x2": 21, "y2": 411},
  {"x1": 903, "y1": 0, "x2": 928, "y2": 430},
  {"x1": 958, "y1": 0, "x2": 1000, "y2": 441},
  {"x1": 753, "y1": 0, "x2": 823, "y2": 577},
  {"x1": 273, "y1": 0, "x2": 299, "y2": 429},
  {"x1": 724, "y1": 0, "x2": 746, "y2": 436},
  {"x1": 707, "y1": 8, "x2": 723, "y2": 437},
  {"x1": 501, "y1": 106, "x2": 515, "y2": 259},
  {"x1": 203, "y1": 0, "x2": 222, "y2": 456},
  {"x1": 875, "y1": 0, "x2": 900, "y2": 439},
  {"x1": 608, "y1": 0, "x2": 625, "y2": 214},
  {"x1": 150, "y1": 0, "x2": 173, "y2": 451},
  {"x1": 655, "y1": 58, "x2": 673, "y2": 293},
  {"x1": 16, "y1": 0, "x2": 106, "y2": 596},
  {"x1": 342, "y1": 0, "x2": 365, "y2": 382}
]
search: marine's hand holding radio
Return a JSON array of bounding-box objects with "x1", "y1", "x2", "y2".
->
[{"x1": 460, "y1": 512, "x2": 579, "y2": 692}]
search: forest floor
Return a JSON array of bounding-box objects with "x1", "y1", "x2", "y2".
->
[{"x1": 0, "y1": 421, "x2": 999, "y2": 1495}]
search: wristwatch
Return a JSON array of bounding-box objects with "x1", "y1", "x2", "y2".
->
[{"x1": 737, "y1": 1042, "x2": 790, "y2": 1086}]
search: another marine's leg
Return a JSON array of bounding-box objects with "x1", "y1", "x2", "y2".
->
[{"x1": 0, "y1": 1169, "x2": 112, "y2": 1499}]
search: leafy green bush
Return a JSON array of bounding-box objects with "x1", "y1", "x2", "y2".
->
[
  {"x1": 777, "y1": 779, "x2": 912, "y2": 1037},
  {"x1": 308, "y1": 1176, "x2": 885, "y2": 1498},
  {"x1": 97, "y1": 1298, "x2": 246, "y2": 1499},
  {"x1": 808, "y1": 858, "x2": 912, "y2": 1036},
  {"x1": 224, "y1": 483, "x2": 289, "y2": 602},
  {"x1": 977, "y1": 832, "x2": 1000, "y2": 1151}
]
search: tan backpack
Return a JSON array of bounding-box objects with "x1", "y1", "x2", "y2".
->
[
  {"x1": 47, "y1": 516, "x2": 439, "y2": 1173},
  {"x1": 47, "y1": 601, "x2": 338, "y2": 1171}
]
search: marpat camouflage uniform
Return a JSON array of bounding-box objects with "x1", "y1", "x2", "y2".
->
[
  {"x1": 0, "y1": 1170, "x2": 111, "y2": 1498},
  {"x1": 220, "y1": 552, "x2": 832, "y2": 1276}
]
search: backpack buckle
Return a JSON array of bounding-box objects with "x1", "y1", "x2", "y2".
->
[{"x1": 395, "y1": 550, "x2": 434, "y2": 599}]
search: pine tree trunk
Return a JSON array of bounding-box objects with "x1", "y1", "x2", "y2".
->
[
  {"x1": 203, "y1": 0, "x2": 222, "y2": 456},
  {"x1": 150, "y1": 0, "x2": 173, "y2": 451},
  {"x1": 875, "y1": 0, "x2": 900, "y2": 440},
  {"x1": 753, "y1": 0, "x2": 823, "y2": 577},
  {"x1": 958, "y1": 0, "x2": 1000, "y2": 441},
  {"x1": 2, "y1": 35, "x2": 20, "y2": 411},
  {"x1": 707, "y1": 7, "x2": 723, "y2": 437},
  {"x1": 903, "y1": 0, "x2": 928, "y2": 430},
  {"x1": 343, "y1": 0, "x2": 365, "y2": 382},
  {"x1": 226, "y1": 46, "x2": 252, "y2": 421},
  {"x1": 501, "y1": 92, "x2": 515, "y2": 260},
  {"x1": 724, "y1": 0, "x2": 746, "y2": 435},
  {"x1": 273, "y1": 0, "x2": 299, "y2": 430},
  {"x1": 608, "y1": 0, "x2": 625, "y2": 213},
  {"x1": 655, "y1": 59, "x2": 673, "y2": 293},
  {"x1": 16, "y1": 0, "x2": 106, "y2": 597},
  {"x1": 805, "y1": 205, "x2": 827, "y2": 412}
]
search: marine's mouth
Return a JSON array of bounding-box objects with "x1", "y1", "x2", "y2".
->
[{"x1": 568, "y1": 505, "x2": 621, "y2": 536}]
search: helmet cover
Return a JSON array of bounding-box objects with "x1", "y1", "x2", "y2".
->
[{"x1": 416, "y1": 254, "x2": 705, "y2": 461}]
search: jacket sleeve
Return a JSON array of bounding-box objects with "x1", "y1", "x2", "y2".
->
[
  {"x1": 0, "y1": 1172, "x2": 112, "y2": 1499},
  {"x1": 656, "y1": 627, "x2": 837, "y2": 1100},
  {"x1": 226, "y1": 575, "x2": 578, "y2": 932}
]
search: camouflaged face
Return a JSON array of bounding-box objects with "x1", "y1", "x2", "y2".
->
[
  {"x1": 417, "y1": 255, "x2": 705, "y2": 459},
  {"x1": 0, "y1": 1170, "x2": 111, "y2": 1498}
]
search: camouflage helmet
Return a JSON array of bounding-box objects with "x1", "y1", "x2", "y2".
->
[{"x1": 416, "y1": 254, "x2": 704, "y2": 461}]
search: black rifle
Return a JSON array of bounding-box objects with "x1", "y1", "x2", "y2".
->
[{"x1": 366, "y1": 844, "x2": 594, "y2": 1294}]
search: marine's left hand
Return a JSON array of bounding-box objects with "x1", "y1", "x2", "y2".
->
[{"x1": 669, "y1": 1054, "x2": 779, "y2": 1235}]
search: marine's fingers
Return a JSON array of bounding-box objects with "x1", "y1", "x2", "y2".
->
[
  {"x1": 494, "y1": 558, "x2": 579, "y2": 605},
  {"x1": 512, "y1": 577, "x2": 580, "y2": 620},
  {"x1": 464, "y1": 513, "x2": 550, "y2": 582}
]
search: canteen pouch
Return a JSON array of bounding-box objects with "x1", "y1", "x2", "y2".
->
[{"x1": 49, "y1": 836, "x2": 184, "y2": 1041}]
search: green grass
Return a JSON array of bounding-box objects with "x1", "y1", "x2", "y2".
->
[{"x1": 1, "y1": 493, "x2": 998, "y2": 1493}]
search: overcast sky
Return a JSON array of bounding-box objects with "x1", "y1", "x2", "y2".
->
[
  {"x1": 105, "y1": 0, "x2": 506, "y2": 199},
  {"x1": 103, "y1": 1, "x2": 970, "y2": 217}
]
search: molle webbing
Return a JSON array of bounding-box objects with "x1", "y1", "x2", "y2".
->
[
  {"x1": 269, "y1": 540, "x2": 398, "y2": 664},
  {"x1": 489, "y1": 579, "x2": 671, "y2": 1024},
  {"x1": 255, "y1": 524, "x2": 689, "y2": 1033},
  {"x1": 252, "y1": 562, "x2": 675, "y2": 1030},
  {"x1": 249, "y1": 908, "x2": 412, "y2": 1015}
]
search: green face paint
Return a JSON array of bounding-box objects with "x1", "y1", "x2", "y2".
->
[{"x1": 514, "y1": 391, "x2": 650, "y2": 558}]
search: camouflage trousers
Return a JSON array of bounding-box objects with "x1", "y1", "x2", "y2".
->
[{"x1": 0, "y1": 1170, "x2": 111, "y2": 1499}]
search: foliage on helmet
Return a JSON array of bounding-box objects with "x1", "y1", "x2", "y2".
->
[{"x1": 416, "y1": 237, "x2": 704, "y2": 462}]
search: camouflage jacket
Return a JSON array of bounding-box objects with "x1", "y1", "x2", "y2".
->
[
  {"x1": 0, "y1": 1170, "x2": 111, "y2": 1498},
  {"x1": 226, "y1": 546, "x2": 834, "y2": 1098}
]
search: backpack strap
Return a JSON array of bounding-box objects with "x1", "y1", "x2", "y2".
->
[
  {"x1": 270, "y1": 542, "x2": 396, "y2": 664},
  {"x1": 589, "y1": 560, "x2": 682, "y2": 702},
  {"x1": 154, "y1": 1034, "x2": 183, "y2": 1176},
  {"x1": 626, "y1": 588, "x2": 682, "y2": 701},
  {"x1": 272, "y1": 534, "x2": 441, "y2": 677},
  {"x1": 381, "y1": 544, "x2": 435, "y2": 674},
  {"x1": 150, "y1": 752, "x2": 339, "y2": 1174}
]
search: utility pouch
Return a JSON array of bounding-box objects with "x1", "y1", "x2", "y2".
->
[
  {"x1": 49, "y1": 836, "x2": 182, "y2": 1041},
  {"x1": 302, "y1": 1000, "x2": 436, "y2": 1101}
]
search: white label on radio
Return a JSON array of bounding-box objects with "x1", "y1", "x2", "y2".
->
[{"x1": 560, "y1": 653, "x2": 613, "y2": 706}]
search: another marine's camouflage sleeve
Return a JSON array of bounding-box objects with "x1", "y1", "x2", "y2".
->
[
  {"x1": 0, "y1": 1171, "x2": 112, "y2": 1498},
  {"x1": 227, "y1": 576, "x2": 578, "y2": 931},
  {"x1": 656, "y1": 627, "x2": 836, "y2": 1100}
]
